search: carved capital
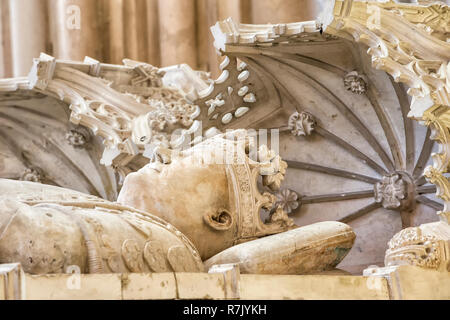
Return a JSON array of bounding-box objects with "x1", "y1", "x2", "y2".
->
[{"x1": 385, "y1": 222, "x2": 450, "y2": 272}]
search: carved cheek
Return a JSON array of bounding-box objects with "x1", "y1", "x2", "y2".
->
[{"x1": 203, "y1": 209, "x2": 234, "y2": 231}]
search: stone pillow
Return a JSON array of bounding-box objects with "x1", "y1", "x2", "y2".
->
[{"x1": 204, "y1": 221, "x2": 355, "y2": 275}]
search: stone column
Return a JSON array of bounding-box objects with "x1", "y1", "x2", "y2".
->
[
  {"x1": 8, "y1": 0, "x2": 47, "y2": 76},
  {"x1": 106, "y1": 0, "x2": 125, "y2": 64},
  {"x1": 197, "y1": 0, "x2": 242, "y2": 78},
  {"x1": 146, "y1": 0, "x2": 160, "y2": 66},
  {"x1": 47, "y1": 0, "x2": 101, "y2": 61},
  {"x1": 196, "y1": 0, "x2": 210, "y2": 72},
  {"x1": 0, "y1": 0, "x2": 9, "y2": 78},
  {"x1": 124, "y1": 0, "x2": 148, "y2": 62},
  {"x1": 217, "y1": 0, "x2": 241, "y2": 21},
  {"x1": 158, "y1": 0, "x2": 197, "y2": 68},
  {"x1": 251, "y1": 0, "x2": 324, "y2": 24},
  {"x1": 240, "y1": 0, "x2": 252, "y2": 24}
]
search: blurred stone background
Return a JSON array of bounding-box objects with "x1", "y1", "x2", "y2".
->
[
  {"x1": 0, "y1": 0, "x2": 329, "y2": 78},
  {"x1": 0, "y1": 0, "x2": 447, "y2": 78}
]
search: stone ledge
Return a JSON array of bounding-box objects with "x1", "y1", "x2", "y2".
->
[
  {"x1": 1, "y1": 264, "x2": 449, "y2": 300},
  {"x1": 24, "y1": 273, "x2": 122, "y2": 300},
  {"x1": 122, "y1": 273, "x2": 177, "y2": 300},
  {"x1": 239, "y1": 274, "x2": 389, "y2": 300},
  {"x1": 364, "y1": 265, "x2": 450, "y2": 300}
]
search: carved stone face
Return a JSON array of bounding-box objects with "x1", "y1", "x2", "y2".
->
[
  {"x1": 117, "y1": 156, "x2": 237, "y2": 260},
  {"x1": 117, "y1": 132, "x2": 293, "y2": 261}
]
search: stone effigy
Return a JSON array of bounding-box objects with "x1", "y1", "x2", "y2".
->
[{"x1": 0, "y1": 131, "x2": 355, "y2": 275}]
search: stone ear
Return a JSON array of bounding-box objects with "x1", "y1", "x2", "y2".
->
[{"x1": 203, "y1": 209, "x2": 234, "y2": 231}]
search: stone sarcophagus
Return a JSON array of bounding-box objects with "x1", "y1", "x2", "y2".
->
[{"x1": 0, "y1": 0, "x2": 449, "y2": 300}]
